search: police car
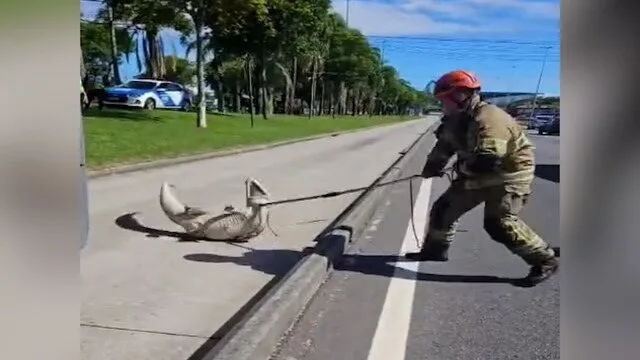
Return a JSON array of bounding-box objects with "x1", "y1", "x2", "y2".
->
[{"x1": 102, "y1": 79, "x2": 192, "y2": 110}]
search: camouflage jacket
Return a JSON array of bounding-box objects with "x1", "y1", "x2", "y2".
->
[{"x1": 423, "y1": 97, "x2": 536, "y2": 194}]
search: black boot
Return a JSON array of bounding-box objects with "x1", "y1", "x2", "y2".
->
[
  {"x1": 515, "y1": 257, "x2": 559, "y2": 287},
  {"x1": 405, "y1": 242, "x2": 450, "y2": 262}
]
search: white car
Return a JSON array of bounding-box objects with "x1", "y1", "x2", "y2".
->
[{"x1": 102, "y1": 79, "x2": 193, "y2": 110}]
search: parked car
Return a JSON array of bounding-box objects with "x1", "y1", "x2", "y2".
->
[
  {"x1": 102, "y1": 79, "x2": 192, "y2": 111},
  {"x1": 531, "y1": 114, "x2": 554, "y2": 128},
  {"x1": 538, "y1": 116, "x2": 560, "y2": 135}
]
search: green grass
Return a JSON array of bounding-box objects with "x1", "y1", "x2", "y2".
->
[{"x1": 83, "y1": 108, "x2": 419, "y2": 170}]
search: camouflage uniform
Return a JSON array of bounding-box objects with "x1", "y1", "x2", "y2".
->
[{"x1": 416, "y1": 96, "x2": 556, "y2": 267}]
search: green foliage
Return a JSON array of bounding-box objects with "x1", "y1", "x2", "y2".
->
[
  {"x1": 81, "y1": 20, "x2": 134, "y2": 84},
  {"x1": 80, "y1": 0, "x2": 431, "y2": 116},
  {"x1": 163, "y1": 55, "x2": 195, "y2": 84}
]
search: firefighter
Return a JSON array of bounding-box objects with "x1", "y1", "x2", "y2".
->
[{"x1": 405, "y1": 70, "x2": 558, "y2": 287}]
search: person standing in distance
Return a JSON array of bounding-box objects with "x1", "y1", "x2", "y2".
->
[{"x1": 406, "y1": 70, "x2": 558, "y2": 287}]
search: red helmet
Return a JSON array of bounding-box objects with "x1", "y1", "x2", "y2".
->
[{"x1": 433, "y1": 70, "x2": 481, "y2": 100}]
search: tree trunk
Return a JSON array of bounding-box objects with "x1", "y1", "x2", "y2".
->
[
  {"x1": 259, "y1": 49, "x2": 269, "y2": 120},
  {"x1": 233, "y1": 80, "x2": 241, "y2": 112},
  {"x1": 283, "y1": 81, "x2": 290, "y2": 115},
  {"x1": 265, "y1": 87, "x2": 274, "y2": 116},
  {"x1": 145, "y1": 33, "x2": 157, "y2": 78},
  {"x1": 367, "y1": 91, "x2": 375, "y2": 117},
  {"x1": 351, "y1": 88, "x2": 357, "y2": 116},
  {"x1": 308, "y1": 56, "x2": 318, "y2": 119},
  {"x1": 156, "y1": 37, "x2": 166, "y2": 79},
  {"x1": 216, "y1": 80, "x2": 225, "y2": 113},
  {"x1": 194, "y1": 8, "x2": 207, "y2": 128},
  {"x1": 289, "y1": 56, "x2": 297, "y2": 114},
  {"x1": 280, "y1": 91, "x2": 287, "y2": 113},
  {"x1": 246, "y1": 56, "x2": 255, "y2": 127},
  {"x1": 319, "y1": 79, "x2": 326, "y2": 116},
  {"x1": 330, "y1": 82, "x2": 337, "y2": 118},
  {"x1": 141, "y1": 32, "x2": 151, "y2": 77},
  {"x1": 107, "y1": 5, "x2": 122, "y2": 85},
  {"x1": 338, "y1": 82, "x2": 346, "y2": 115},
  {"x1": 80, "y1": 51, "x2": 87, "y2": 86}
]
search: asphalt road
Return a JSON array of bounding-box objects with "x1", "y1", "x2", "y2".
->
[
  {"x1": 80, "y1": 118, "x2": 437, "y2": 360},
  {"x1": 271, "y1": 131, "x2": 560, "y2": 360}
]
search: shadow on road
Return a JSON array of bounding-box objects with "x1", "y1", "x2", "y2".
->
[
  {"x1": 334, "y1": 254, "x2": 545, "y2": 288},
  {"x1": 183, "y1": 246, "x2": 315, "y2": 360},
  {"x1": 535, "y1": 164, "x2": 559, "y2": 183},
  {"x1": 114, "y1": 212, "x2": 248, "y2": 243},
  {"x1": 183, "y1": 247, "x2": 313, "y2": 276}
]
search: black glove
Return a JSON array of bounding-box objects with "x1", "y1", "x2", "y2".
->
[
  {"x1": 420, "y1": 164, "x2": 444, "y2": 179},
  {"x1": 462, "y1": 154, "x2": 503, "y2": 174}
]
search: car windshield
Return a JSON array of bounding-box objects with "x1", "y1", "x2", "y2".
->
[{"x1": 120, "y1": 81, "x2": 158, "y2": 90}]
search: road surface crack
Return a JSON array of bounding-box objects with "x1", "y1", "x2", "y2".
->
[{"x1": 81, "y1": 323, "x2": 212, "y2": 339}]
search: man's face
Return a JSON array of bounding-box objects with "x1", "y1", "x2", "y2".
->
[
  {"x1": 440, "y1": 90, "x2": 471, "y2": 115},
  {"x1": 441, "y1": 97, "x2": 459, "y2": 115}
]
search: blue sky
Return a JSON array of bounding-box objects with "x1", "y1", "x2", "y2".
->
[{"x1": 81, "y1": 0, "x2": 560, "y2": 95}]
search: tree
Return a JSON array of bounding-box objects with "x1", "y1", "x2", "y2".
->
[
  {"x1": 80, "y1": 20, "x2": 134, "y2": 87},
  {"x1": 166, "y1": 0, "x2": 218, "y2": 128},
  {"x1": 87, "y1": 1, "x2": 429, "y2": 119},
  {"x1": 203, "y1": 0, "x2": 331, "y2": 120},
  {"x1": 163, "y1": 56, "x2": 195, "y2": 85},
  {"x1": 102, "y1": 0, "x2": 191, "y2": 79},
  {"x1": 200, "y1": 0, "x2": 269, "y2": 123}
]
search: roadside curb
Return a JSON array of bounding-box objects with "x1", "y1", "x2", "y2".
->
[
  {"x1": 201, "y1": 118, "x2": 440, "y2": 360},
  {"x1": 87, "y1": 118, "x2": 423, "y2": 179}
]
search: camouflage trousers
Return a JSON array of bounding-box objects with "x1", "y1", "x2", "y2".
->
[{"x1": 424, "y1": 182, "x2": 555, "y2": 265}]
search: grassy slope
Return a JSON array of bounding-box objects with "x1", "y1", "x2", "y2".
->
[{"x1": 84, "y1": 109, "x2": 419, "y2": 170}]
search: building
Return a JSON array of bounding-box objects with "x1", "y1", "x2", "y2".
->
[{"x1": 480, "y1": 92, "x2": 541, "y2": 107}]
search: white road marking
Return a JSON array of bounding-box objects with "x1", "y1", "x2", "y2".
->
[{"x1": 367, "y1": 178, "x2": 433, "y2": 360}]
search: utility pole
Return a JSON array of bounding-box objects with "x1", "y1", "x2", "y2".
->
[
  {"x1": 530, "y1": 46, "x2": 551, "y2": 119},
  {"x1": 346, "y1": 0, "x2": 350, "y2": 26}
]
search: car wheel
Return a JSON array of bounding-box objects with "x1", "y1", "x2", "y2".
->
[{"x1": 144, "y1": 98, "x2": 156, "y2": 110}]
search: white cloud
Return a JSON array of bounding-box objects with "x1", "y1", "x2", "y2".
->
[
  {"x1": 330, "y1": 0, "x2": 558, "y2": 36},
  {"x1": 466, "y1": 0, "x2": 559, "y2": 19},
  {"x1": 332, "y1": 0, "x2": 508, "y2": 36},
  {"x1": 401, "y1": 0, "x2": 478, "y2": 19}
]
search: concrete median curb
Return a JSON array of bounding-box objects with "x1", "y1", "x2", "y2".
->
[
  {"x1": 87, "y1": 118, "x2": 423, "y2": 180},
  {"x1": 201, "y1": 118, "x2": 439, "y2": 360}
]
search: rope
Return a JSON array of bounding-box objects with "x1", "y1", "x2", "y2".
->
[
  {"x1": 263, "y1": 174, "x2": 420, "y2": 237},
  {"x1": 408, "y1": 166, "x2": 456, "y2": 248},
  {"x1": 259, "y1": 174, "x2": 421, "y2": 208},
  {"x1": 262, "y1": 166, "x2": 457, "y2": 241}
]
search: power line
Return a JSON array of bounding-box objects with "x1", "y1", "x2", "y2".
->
[
  {"x1": 369, "y1": 37, "x2": 559, "y2": 65},
  {"x1": 369, "y1": 41, "x2": 558, "y2": 53},
  {"x1": 371, "y1": 40, "x2": 559, "y2": 49},
  {"x1": 378, "y1": 46, "x2": 559, "y2": 56},
  {"x1": 366, "y1": 35, "x2": 558, "y2": 46}
]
